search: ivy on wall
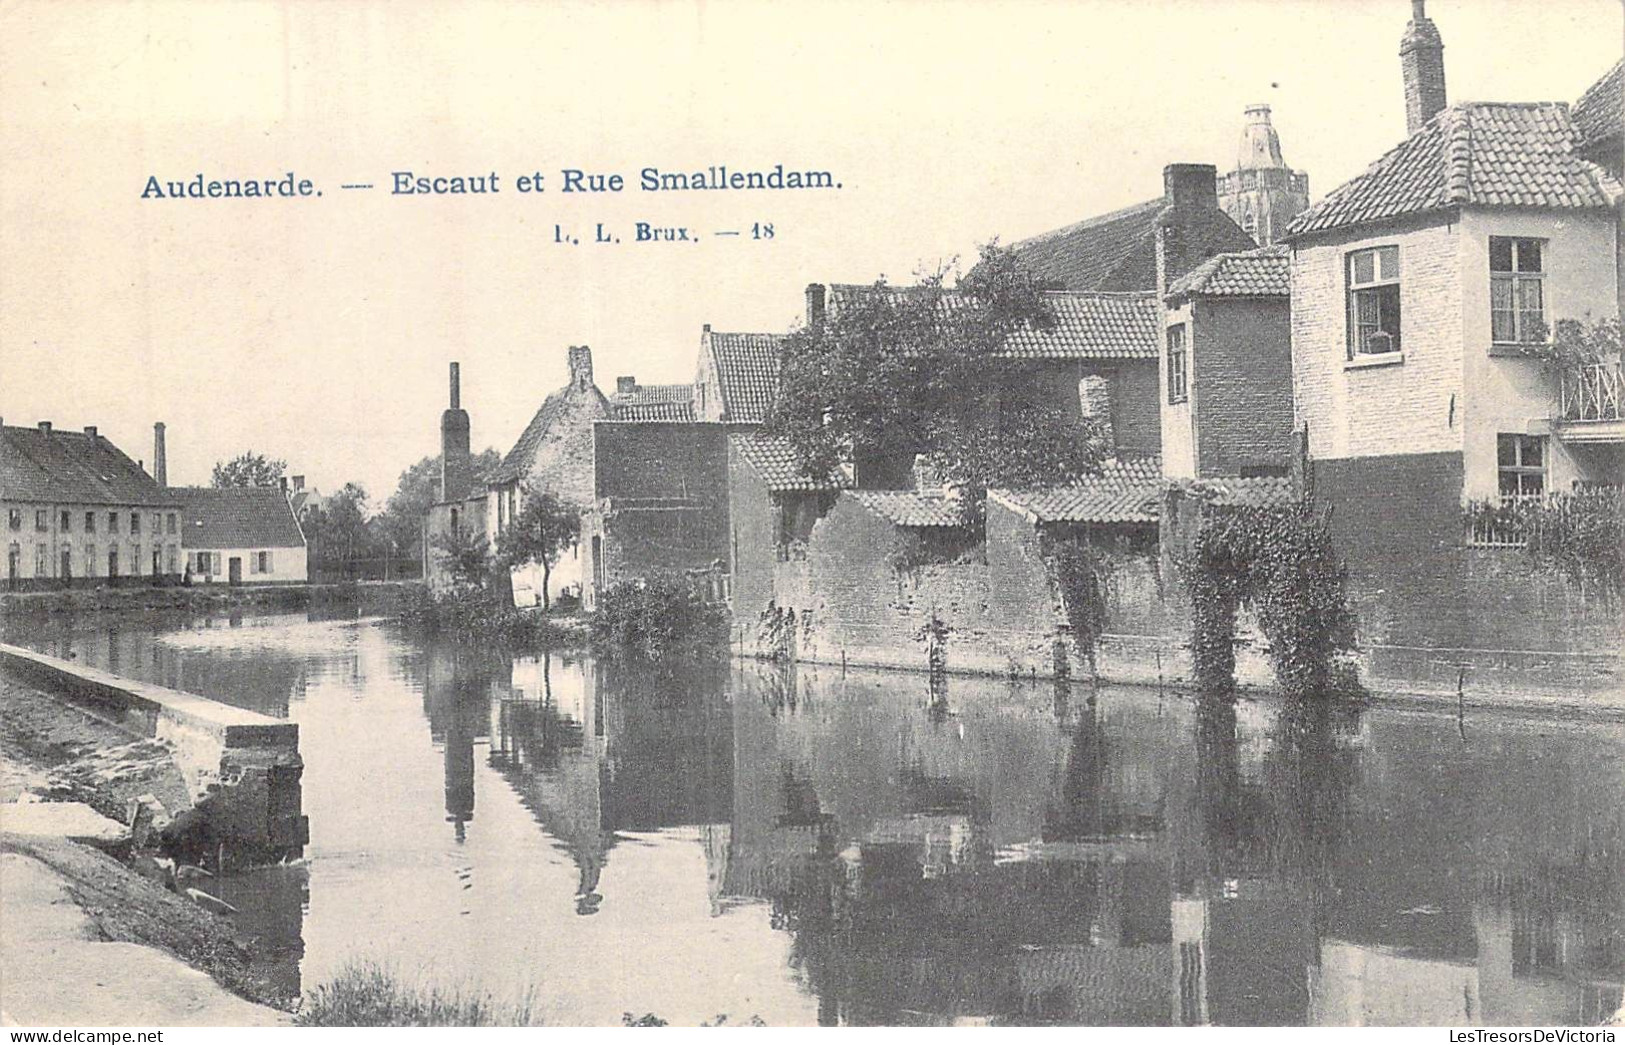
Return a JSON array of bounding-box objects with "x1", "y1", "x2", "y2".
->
[
  {"x1": 1046, "y1": 538, "x2": 1112, "y2": 672},
  {"x1": 1181, "y1": 499, "x2": 1358, "y2": 699},
  {"x1": 1463, "y1": 487, "x2": 1625, "y2": 598}
]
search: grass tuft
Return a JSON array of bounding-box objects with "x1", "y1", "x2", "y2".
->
[{"x1": 296, "y1": 961, "x2": 537, "y2": 1027}]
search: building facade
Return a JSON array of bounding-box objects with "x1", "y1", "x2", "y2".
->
[
  {"x1": 1, "y1": 420, "x2": 183, "y2": 589},
  {"x1": 175, "y1": 486, "x2": 308, "y2": 584}
]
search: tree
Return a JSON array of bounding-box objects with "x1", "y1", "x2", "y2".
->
[
  {"x1": 303, "y1": 482, "x2": 376, "y2": 581},
  {"x1": 495, "y1": 483, "x2": 581, "y2": 610},
  {"x1": 431, "y1": 525, "x2": 492, "y2": 589},
  {"x1": 212, "y1": 451, "x2": 287, "y2": 488},
  {"x1": 377, "y1": 448, "x2": 503, "y2": 570},
  {"x1": 768, "y1": 242, "x2": 1106, "y2": 523}
]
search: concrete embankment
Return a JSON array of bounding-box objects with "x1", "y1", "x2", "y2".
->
[{"x1": 0, "y1": 643, "x2": 308, "y2": 869}]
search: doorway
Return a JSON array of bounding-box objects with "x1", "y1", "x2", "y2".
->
[
  {"x1": 229, "y1": 556, "x2": 243, "y2": 586},
  {"x1": 60, "y1": 549, "x2": 71, "y2": 585}
]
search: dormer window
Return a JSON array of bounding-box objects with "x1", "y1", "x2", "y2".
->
[
  {"x1": 1347, "y1": 246, "x2": 1401, "y2": 358},
  {"x1": 1490, "y1": 237, "x2": 1545, "y2": 344}
]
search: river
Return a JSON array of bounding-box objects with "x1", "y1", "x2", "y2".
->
[{"x1": 5, "y1": 609, "x2": 1623, "y2": 1026}]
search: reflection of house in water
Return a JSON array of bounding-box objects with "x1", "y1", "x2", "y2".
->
[{"x1": 488, "y1": 652, "x2": 733, "y2": 915}]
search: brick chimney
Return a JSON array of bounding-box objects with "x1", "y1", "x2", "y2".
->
[
  {"x1": 440, "y1": 362, "x2": 472, "y2": 503},
  {"x1": 152, "y1": 422, "x2": 167, "y2": 487},
  {"x1": 83, "y1": 425, "x2": 97, "y2": 439},
  {"x1": 1400, "y1": 0, "x2": 1446, "y2": 136},
  {"x1": 292, "y1": 475, "x2": 305, "y2": 491},
  {"x1": 806, "y1": 283, "x2": 827, "y2": 333},
  {"x1": 616, "y1": 376, "x2": 637, "y2": 394},
  {"x1": 37, "y1": 421, "x2": 52, "y2": 434},
  {"x1": 567, "y1": 345, "x2": 594, "y2": 390},
  {"x1": 1155, "y1": 164, "x2": 1228, "y2": 291}
]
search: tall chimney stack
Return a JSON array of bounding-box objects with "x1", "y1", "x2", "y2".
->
[
  {"x1": 806, "y1": 284, "x2": 827, "y2": 333},
  {"x1": 153, "y1": 422, "x2": 168, "y2": 487},
  {"x1": 566, "y1": 346, "x2": 594, "y2": 390},
  {"x1": 440, "y1": 362, "x2": 472, "y2": 503},
  {"x1": 1400, "y1": 0, "x2": 1447, "y2": 136}
]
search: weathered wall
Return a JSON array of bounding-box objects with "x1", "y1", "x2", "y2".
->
[
  {"x1": 423, "y1": 494, "x2": 487, "y2": 590},
  {"x1": 738, "y1": 493, "x2": 1172, "y2": 681},
  {"x1": 1194, "y1": 296, "x2": 1294, "y2": 476},
  {"x1": 185, "y1": 545, "x2": 307, "y2": 584},
  {"x1": 584, "y1": 421, "x2": 731, "y2": 606},
  {"x1": 1313, "y1": 452, "x2": 1624, "y2": 695},
  {"x1": 1111, "y1": 360, "x2": 1163, "y2": 455},
  {"x1": 727, "y1": 442, "x2": 779, "y2": 622},
  {"x1": 1292, "y1": 217, "x2": 1464, "y2": 461}
]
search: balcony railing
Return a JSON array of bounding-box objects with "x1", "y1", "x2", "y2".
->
[{"x1": 1558, "y1": 362, "x2": 1624, "y2": 423}]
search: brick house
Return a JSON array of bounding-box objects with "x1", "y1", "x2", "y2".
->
[
  {"x1": 174, "y1": 486, "x2": 308, "y2": 584},
  {"x1": 1160, "y1": 245, "x2": 1294, "y2": 479},
  {"x1": 1278, "y1": 2, "x2": 1623, "y2": 662},
  {"x1": 1, "y1": 420, "x2": 184, "y2": 589}
]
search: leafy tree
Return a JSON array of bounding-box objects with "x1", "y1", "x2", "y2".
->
[
  {"x1": 768, "y1": 242, "x2": 1105, "y2": 522},
  {"x1": 430, "y1": 525, "x2": 491, "y2": 589},
  {"x1": 212, "y1": 451, "x2": 287, "y2": 488},
  {"x1": 494, "y1": 483, "x2": 580, "y2": 611},
  {"x1": 377, "y1": 449, "x2": 502, "y2": 569},
  {"x1": 303, "y1": 482, "x2": 377, "y2": 581}
]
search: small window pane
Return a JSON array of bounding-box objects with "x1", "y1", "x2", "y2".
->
[
  {"x1": 1498, "y1": 434, "x2": 1517, "y2": 466},
  {"x1": 1490, "y1": 238, "x2": 1514, "y2": 272},
  {"x1": 1377, "y1": 246, "x2": 1399, "y2": 280},
  {"x1": 1352, "y1": 251, "x2": 1375, "y2": 284},
  {"x1": 1517, "y1": 240, "x2": 1541, "y2": 273},
  {"x1": 1521, "y1": 437, "x2": 1542, "y2": 468}
]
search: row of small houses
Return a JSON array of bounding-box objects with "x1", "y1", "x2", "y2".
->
[
  {"x1": 427, "y1": 4, "x2": 1623, "y2": 689},
  {"x1": 1, "y1": 420, "x2": 309, "y2": 589}
]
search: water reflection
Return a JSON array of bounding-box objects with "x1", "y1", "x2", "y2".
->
[{"x1": 4, "y1": 612, "x2": 1622, "y2": 1026}]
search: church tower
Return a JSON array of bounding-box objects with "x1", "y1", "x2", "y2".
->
[{"x1": 1216, "y1": 105, "x2": 1310, "y2": 247}]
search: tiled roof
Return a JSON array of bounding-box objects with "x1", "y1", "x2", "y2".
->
[
  {"x1": 826, "y1": 284, "x2": 1159, "y2": 360},
  {"x1": 1166, "y1": 245, "x2": 1290, "y2": 299},
  {"x1": 1004, "y1": 197, "x2": 1165, "y2": 291},
  {"x1": 612, "y1": 399, "x2": 695, "y2": 421},
  {"x1": 707, "y1": 332, "x2": 785, "y2": 423},
  {"x1": 1192, "y1": 475, "x2": 1298, "y2": 509},
  {"x1": 0, "y1": 425, "x2": 177, "y2": 506},
  {"x1": 849, "y1": 490, "x2": 967, "y2": 528},
  {"x1": 1573, "y1": 60, "x2": 1623, "y2": 155},
  {"x1": 493, "y1": 384, "x2": 612, "y2": 484},
  {"x1": 174, "y1": 487, "x2": 305, "y2": 549},
  {"x1": 730, "y1": 432, "x2": 847, "y2": 491},
  {"x1": 1287, "y1": 103, "x2": 1622, "y2": 239},
  {"x1": 991, "y1": 455, "x2": 1165, "y2": 525},
  {"x1": 612, "y1": 383, "x2": 692, "y2": 405}
]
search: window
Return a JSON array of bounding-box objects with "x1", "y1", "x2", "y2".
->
[
  {"x1": 1497, "y1": 434, "x2": 1547, "y2": 501},
  {"x1": 130, "y1": 512, "x2": 140, "y2": 534},
  {"x1": 7, "y1": 509, "x2": 19, "y2": 531},
  {"x1": 191, "y1": 551, "x2": 214, "y2": 576},
  {"x1": 1347, "y1": 245, "x2": 1401, "y2": 358},
  {"x1": 35, "y1": 544, "x2": 48, "y2": 575},
  {"x1": 84, "y1": 544, "x2": 96, "y2": 578},
  {"x1": 107, "y1": 547, "x2": 118, "y2": 578},
  {"x1": 256, "y1": 550, "x2": 272, "y2": 574},
  {"x1": 85, "y1": 511, "x2": 95, "y2": 533},
  {"x1": 1490, "y1": 237, "x2": 1545, "y2": 344},
  {"x1": 35, "y1": 510, "x2": 47, "y2": 532},
  {"x1": 108, "y1": 511, "x2": 118, "y2": 534},
  {"x1": 167, "y1": 513, "x2": 177, "y2": 535},
  {"x1": 1167, "y1": 324, "x2": 1189, "y2": 404},
  {"x1": 166, "y1": 545, "x2": 178, "y2": 574},
  {"x1": 131, "y1": 544, "x2": 141, "y2": 574},
  {"x1": 60, "y1": 510, "x2": 70, "y2": 532}
]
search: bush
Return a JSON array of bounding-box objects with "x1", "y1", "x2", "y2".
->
[
  {"x1": 590, "y1": 573, "x2": 728, "y2": 656},
  {"x1": 297, "y1": 962, "x2": 536, "y2": 1027},
  {"x1": 397, "y1": 585, "x2": 578, "y2": 646}
]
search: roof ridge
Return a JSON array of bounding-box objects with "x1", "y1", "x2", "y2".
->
[{"x1": 1009, "y1": 196, "x2": 1164, "y2": 248}]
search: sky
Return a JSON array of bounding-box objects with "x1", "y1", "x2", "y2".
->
[{"x1": 1, "y1": 0, "x2": 1620, "y2": 504}]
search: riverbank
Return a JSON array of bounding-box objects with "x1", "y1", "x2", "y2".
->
[
  {"x1": 0, "y1": 836, "x2": 290, "y2": 1026},
  {"x1": 0, "y1": 580, "x2": 418, "y2": 621}
]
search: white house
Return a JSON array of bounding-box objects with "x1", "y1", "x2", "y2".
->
[{"x1": 176, "y1": 486, "x2": 308, "y2": 584}]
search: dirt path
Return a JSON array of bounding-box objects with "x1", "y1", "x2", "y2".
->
[{"x1": 0, "y1": 841, "x2": 289, "y2": 1026}]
